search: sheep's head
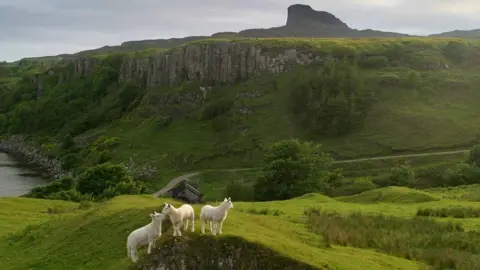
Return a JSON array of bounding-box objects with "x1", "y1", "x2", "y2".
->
[
  {"x1": 161, "y1": 203, "x2": 171, "y2": 215},
  {"x1": 149, "y1": 211, "x2": 165, "y2": 222},
  {"x1": 223, "y1": 197, "x2": 234, "y2": 209}
]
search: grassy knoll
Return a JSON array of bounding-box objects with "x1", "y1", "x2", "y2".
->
[{"x1": 2, "y1": 186, "x2": 480, "y2": 269}]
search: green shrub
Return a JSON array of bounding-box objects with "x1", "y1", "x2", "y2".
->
[
  {"x1": 60, "y1": 153, "x2": 81, "y2": 170},
  {"x1": 254, "y1": 139, "x2": 336, "y2": 201},
  {"x1": 76, "y1": 163, "x2": 132, "y2": 197},
  {"x1": 416, "y1": 207, "x2": 480, "y2": 218},
  {"x1": 442, "y1": 163, "x2": 474, "y2": 186},
  {"x1": 47, "y1": 189, "x2": 94, "y2": 202},
  {"x1": 359, "y1": 56, "x2": 389, "y2": 68},
  {"x1": 389, "y1": 164, "x2": 416, "y2": 186},
  {"x1": 27, "y1": 176, "x2": 76, "y2": 199},
  {"x1": 223, "y1": 179, "x2": 254, "y2": 202},
  {"x1": 201, "y1": 98, "x2": 234, "y2": 120},
  {"x1": 100, "y1": 181, "x2": 146, "y2": 199}
]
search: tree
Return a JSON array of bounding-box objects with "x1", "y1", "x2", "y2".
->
[
  {"x1": 76, "y1": 163, "x2": 133, "y2": 197},
  {"x1": 389, "y1": 164, "x2": 416, "y2": 186},
  {"x1": 253, "y1": 139, "x2": 336, "y2": 201},
  {"x1": 467, "y1": 144, "x2": 480, "y2": 167}
]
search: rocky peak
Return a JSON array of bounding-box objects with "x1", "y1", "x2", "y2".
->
[{"x1": 286, "y1": 4, "x2": 349, "y2": 29}]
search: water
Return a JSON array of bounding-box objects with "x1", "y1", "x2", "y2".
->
[{"x1": 0, "y1": 152, "x2": 48, "y2": 197}]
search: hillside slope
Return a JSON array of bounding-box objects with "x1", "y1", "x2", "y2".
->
[
  {"x1": 2, "y1": 37, "x2": 480, "y2": 186},
  {"x1": 2, "y1": 186, "x2": 480, "y2": 269},
  {"x1": 0, "y1": 193, "x2": 425, "y2": 270}
]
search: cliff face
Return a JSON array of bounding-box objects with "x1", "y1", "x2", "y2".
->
[{"x1": 66, "y1": 43, "x2": 328, "y2": 88}]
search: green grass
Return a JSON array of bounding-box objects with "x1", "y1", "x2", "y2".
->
[
  {"x1": 3, "y1": 186, "x2": 480, "y2": 269},
  {"x1": 336, "y1": 186, "x2": 441, "y2": 204},
  {"x1": 188, "y1": 169, "x2": 258, "y2": 201},
  {"x1": 426, "y1": 184, "x2": 480, "y2": 201}
]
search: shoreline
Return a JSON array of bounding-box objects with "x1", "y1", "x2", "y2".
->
[{"x1": 0, "y1": 135, "x2": 64, "y2": 180}]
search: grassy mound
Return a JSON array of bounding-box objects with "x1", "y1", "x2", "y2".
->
[
  {"x1": 136, "y1": 234, "x2": 318, "y2": 270},
  {"x1": 337, "y1": 186, "x2": 440, "y2": 204},
  {"x1": 0, "y1": 195, "x2": 425, "y2": 270}
]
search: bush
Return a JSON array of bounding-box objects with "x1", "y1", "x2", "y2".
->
[
  {"x1": 359, "y1": 56, "x2": 389, "y2": 68},
  {"x1": 253, "y1": 139, "x2": 337, "y2": 201},
  {"x1": 389, "y1": 164, "x2": 416, "y2": 186},
  {"x1": 416, "y1": 207, "x2": 480, "y2": 218},
  {"x1": 442, "y1": 41, "x2": 468, "y2": 63},
  {"x1": 201, "y1": 98, "x2": 234, "y2": 120},
  {"x1": 467, "y1": 144, "x2": 480, "y2": 167},
  {"x1": 60, "y1": 153, "x2": 81, "y2": 170},
  {"x1": 100, "y1": 181, "x2": 146, "y2": 199},
  {"x1": 76, "y1": 163, "x2": 133, "y2": 197},
  {"x1": 27, "y1": 176, "x2": 76, "y2": 199},
  {"x1": 47, "y1": 189, "x2": 93, "y2": 202},
  {"x1": 223, "y1": 179, "x2": 254, "y2": 202},
  {"x1": 442, "y1": 163, "x2": 474, "y2": 186}
]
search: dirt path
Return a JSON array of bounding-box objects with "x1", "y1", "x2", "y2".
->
[{"x1": 152, "y1": 149, "x2": 469, "y2": 197}]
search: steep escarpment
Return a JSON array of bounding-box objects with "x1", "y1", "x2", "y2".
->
[
  {"x1": 135, "y1": 235, "x2": 321, "y2": 270},
  {"x1": 60, "y1": 38, "x2": 455, "y2": 88},
  {"x1": 61, "y1": 42, "x2": 328, "y2": 87}
]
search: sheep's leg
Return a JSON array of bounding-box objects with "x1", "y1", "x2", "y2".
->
[
  {"x1": 176, "y1": 222, "x2": 182, "y2": 236},
  {"x1": 201, "y1": 218, "x2": 205, "y2": 234},
  {"x1": 172, "y1": 221, "x2": 177, "y2": 236},
  {"x1": 219, "y1": 220, "x2": 224, "y2": 235},
  {"x1": 209, "y1": 221, "x2": 213, "y2": 232},
  {"x1": 130, "y1": 247, "x2": 137, "y2": 263},
  {"x1": 147, "y1": 240, "x2": 153, "y2": 254},
  {"x1": 184, "y1": 219, "x2": 189, "y2": 231},
  {"x1": 191, "y1": 216, "x2": 195, "y2": 232},
  {"x1": 212, "y1": 222, "x2": 217, "y2": 236}
]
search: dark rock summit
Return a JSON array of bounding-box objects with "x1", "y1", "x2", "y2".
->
[{"x1": 286, "y1": 4, "x2": 349, "y2": 29}]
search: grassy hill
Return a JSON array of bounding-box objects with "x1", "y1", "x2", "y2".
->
[
  {"x1": 1, "y1": 186, "x2": 480, "y2": 269},
  {"x1": 1, "y1": 37, "x2": 480, "y2": 190}
]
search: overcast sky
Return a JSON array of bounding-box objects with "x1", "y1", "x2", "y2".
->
[{"x1": 1, "y1": 0, "x2": 480, "y2": 62}]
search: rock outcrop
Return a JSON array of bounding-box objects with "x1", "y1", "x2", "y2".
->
[
  {"x1": 66, "y1": 43, "x2": 330, "y2": 87},
  {"x1": 135, "y1": 235, "x2": 321, "y2": 270},
  {"x1": 286, "y1": 4, "x2": 349, "y2": 29}
]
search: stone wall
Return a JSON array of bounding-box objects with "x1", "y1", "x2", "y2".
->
[
  {"x1": 0, "y1": 135, "x2": 63, "y2": 179},
  {"x1": 135, "y1": 235, "x2": 322, "y2": 270}
]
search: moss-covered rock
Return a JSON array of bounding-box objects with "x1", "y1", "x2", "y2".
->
[{"x1": 134, "y1": 235, "x2": 321, "y2": 270}]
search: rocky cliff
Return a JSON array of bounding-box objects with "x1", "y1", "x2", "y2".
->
[{"x1": 65, "y1": 42, "x2": 331, "y2": 88}]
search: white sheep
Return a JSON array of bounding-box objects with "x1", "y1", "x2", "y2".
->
[
  {"x1": 126, "y1": 211, "x2": 165, "y2": 263},
  {"x1": 161, "y1": 202, "x2": 195, "y2": 236},
  {"x1": 200, "y1": 197, "x2": 234, "y2": 235}
]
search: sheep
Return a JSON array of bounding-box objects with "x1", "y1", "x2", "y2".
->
[
  {"x1": 161, "y1": 202, "x2": 195, "y2": 236},
  {"x1": 126, "y1": 211, "x2": 165, "y2": 263},
  {"x1": 200, "y1": 197, "x2": 234, "y2": 235}
]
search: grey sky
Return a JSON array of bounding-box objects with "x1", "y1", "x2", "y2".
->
[{"x1": 1, "y1": 0, "x2": 479, "y2": 62}]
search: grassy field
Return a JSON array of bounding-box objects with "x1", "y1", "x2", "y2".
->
[{"x1": 1, "y1": 186, "x2": 480, "y2": 269}]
